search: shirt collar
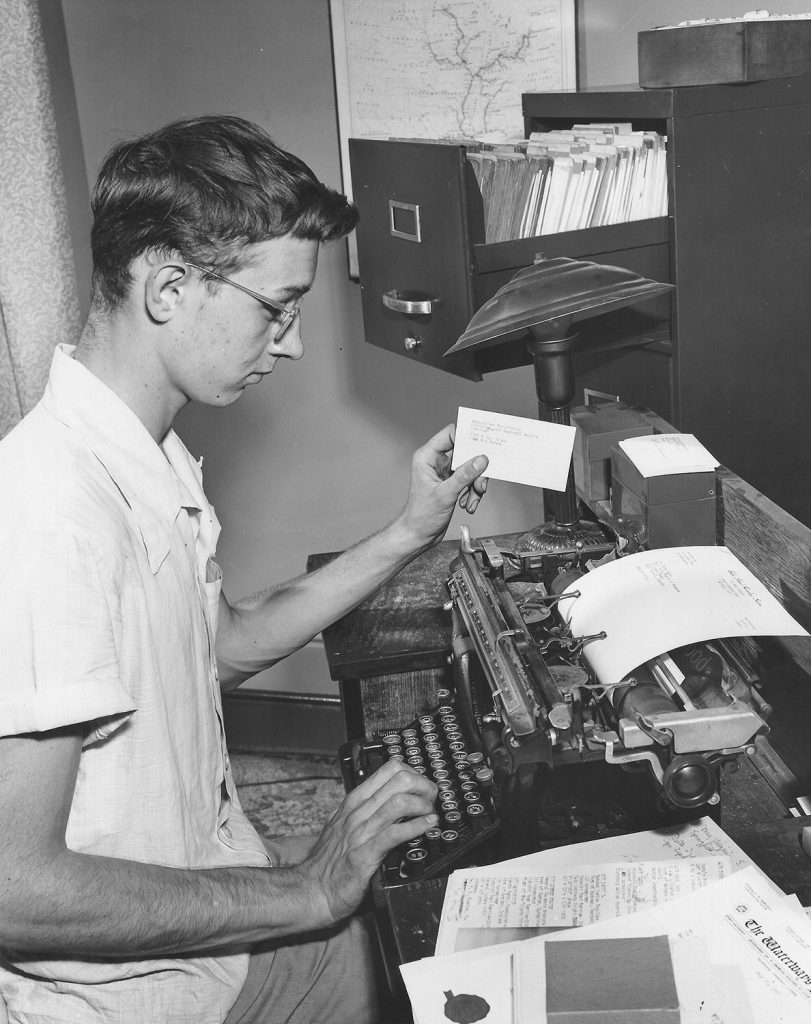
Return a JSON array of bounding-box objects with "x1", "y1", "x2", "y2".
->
[{"x1": 41, "y1": 344, "x2": 206, "y2": 573}]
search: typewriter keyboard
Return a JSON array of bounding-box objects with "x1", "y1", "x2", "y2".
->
[{"x1": 339, "y1": 701, "x2": 500, "y2": 888}]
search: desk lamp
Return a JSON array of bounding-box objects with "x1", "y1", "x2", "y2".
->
[{"x1": 444, "y1": 257, "x2": 674, "y2": 558}]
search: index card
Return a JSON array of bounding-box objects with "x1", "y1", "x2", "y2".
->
[
  {"x1": 618, "y1": 432, "x2": 719, "y2": 477},
  {"x1": 451, "y1": 407, "x2": 576, "y2": 491}
]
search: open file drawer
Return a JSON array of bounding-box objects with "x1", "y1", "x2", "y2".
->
[{"x1": 350, "y1": 139, "x2": 482, "y2": 380}]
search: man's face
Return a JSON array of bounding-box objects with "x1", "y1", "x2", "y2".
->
[{"x1": 170, "y1": 234, "x2": 319, "y2": 407}]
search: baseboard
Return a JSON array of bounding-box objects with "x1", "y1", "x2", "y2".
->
[{"x1": 222, "y1": 689, "x2": 346, "y2": 756}]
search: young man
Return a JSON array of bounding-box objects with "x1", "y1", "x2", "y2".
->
[{"x1": 0, "y1": 116, "x2": 488, "y2": 1024}]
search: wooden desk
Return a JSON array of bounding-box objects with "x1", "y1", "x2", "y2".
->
[{"x1": 308, "y1": 409, "x2": 811, "y2": 974}]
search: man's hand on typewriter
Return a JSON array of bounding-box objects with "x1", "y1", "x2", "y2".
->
[
  {"x1": 397, "y1": 423, "x2": 488, "y2": 550},
  {"x1": 295, "y1": 759, "x2": 438, "y2": 927}
]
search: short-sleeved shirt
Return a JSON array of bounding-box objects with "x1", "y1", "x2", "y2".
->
[{"x1": 0, "y1": 345, "x2": 269, "y2": 1023}]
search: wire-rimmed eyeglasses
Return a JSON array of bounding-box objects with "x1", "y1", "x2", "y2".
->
[{"x1": 184, "y1": 261, "x2": 300, "y2": 339}]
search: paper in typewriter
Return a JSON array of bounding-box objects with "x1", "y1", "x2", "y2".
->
[{"x1": 562, "y1": 546, "x2": 808, "y2": 686}]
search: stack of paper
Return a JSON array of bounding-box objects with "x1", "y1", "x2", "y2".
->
[
  {"x1": 467, "y1": 124, "x2": 669, "y2": 244},
  {"x1": 617, "y1": 433, "x2": 719, "y2": 477},
  {"x1": 401, "y1": 818, "x2": 811, "y2": 1024}
]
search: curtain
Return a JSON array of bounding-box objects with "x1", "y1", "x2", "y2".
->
[{"x1": 0, "y1": 0, "x2": 81, "y2": 439}]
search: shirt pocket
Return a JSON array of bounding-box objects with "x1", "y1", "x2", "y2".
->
[{"x1": 202, "y1": 556, "x2": 223, "y2": 628}]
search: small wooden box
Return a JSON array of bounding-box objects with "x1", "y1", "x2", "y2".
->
[
  {"x1": 611, "y1": 445, "x2": 716, "y2": 549},
  {"x1": 638, "y1": 19, "x2": 811, "y2": 88},
  {"x1": 571, "y1": 404, "x2": 654, "y2": 506}
]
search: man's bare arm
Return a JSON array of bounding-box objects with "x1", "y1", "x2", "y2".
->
[
  {"x1": 216, "y1": 424, "x2": 487, "y2": 688},
  {"x1": 0, "y1": 729, "x2": 436, "y2": 957}
]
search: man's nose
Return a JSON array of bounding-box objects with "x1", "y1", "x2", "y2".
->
[{"x1": 269, "y1": 318, "x2": 304, "y2": 360}]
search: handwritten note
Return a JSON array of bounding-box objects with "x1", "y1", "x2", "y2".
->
[
  {"x1": 451, "y1": 406, "x2": 575, "y2": 491},
  {"x1": 446, "y1": 856, "x2": 729, "y2": 939},
  {"x1": 435, "y1": 818, "x2": 772, "y2": 957}
]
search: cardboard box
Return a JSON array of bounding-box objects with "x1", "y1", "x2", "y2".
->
[
  {"x1": 639, "y1": 19, "x2": 811, "y2": 88},
  {"x1": 571, "y1": 404, "x2": 654, "y2": 506},
  {"x1": 611, "y1": 445, "x2": 716, "y2": 548}
]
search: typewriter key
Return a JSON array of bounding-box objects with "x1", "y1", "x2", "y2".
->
[
  {"x1": 467, "y1": 752, "x2": 485, "y2": 767},
  {"x1": 436, "y1": 690, "x2": 452, "y2": 702},
  {"x1": 463, "y1": 790, "x2": 481, "y2": 803},
  {"x1": 440, "y1": 829, "x2": 460, "y2": 848},
  {"x1": 381, "y1": 733, "x2": 400, "y2": 745},
  {"x1": 388, "y1": 754, "x2": 404, "y2": 762},
  {"x1": 444, "y1": 810, "x2": 463, "y2": 828},
  {"x1": 437, "y1": 705, "x2": 454, "y2": 716},
  {"x1": 423, "y1": 732, "x2": 439, "y2": 744},
  {"x1": 440, "y1": 799, "x2": 460, "y2": 814},
  {"x1": 425, "y1": 826, "x2": 442, "y2": 851},
  {"x1": 433, "y1": 769, "x2": 450, "y2": 781},
  {"x1": 460, "y1": 781, "x2": 478, "y2": 793},
  {"x1": 402, "y1": 847, "x2": 428, "y2": 877},
  {"x1": 429, "y1": 759, "x2": 447, "y2": 771},
  {"x1": 465, "y1": 803, "x2": 487, "y2": 833}
]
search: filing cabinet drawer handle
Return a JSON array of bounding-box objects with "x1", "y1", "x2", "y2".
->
[{"x1": 382, "y1": 290, "x2": 441, "y2": 315}]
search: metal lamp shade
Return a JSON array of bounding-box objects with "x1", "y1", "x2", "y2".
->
[{"x1": 445, "y1": 257, "x2": 674, "y2": 356}]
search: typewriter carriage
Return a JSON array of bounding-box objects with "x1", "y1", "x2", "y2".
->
[{"x1": 445, "y1": 530, "x2": 768, "y2": 852}]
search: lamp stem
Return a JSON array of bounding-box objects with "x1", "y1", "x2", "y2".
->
[{"x1": 528, "y1": 335, "x2": 579, "y2": 526}]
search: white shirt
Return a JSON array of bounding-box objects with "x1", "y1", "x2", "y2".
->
[{"x1": 0, "y1": 345, "x2": 269, "y2": 1023}]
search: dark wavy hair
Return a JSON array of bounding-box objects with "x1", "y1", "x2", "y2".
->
[{"x1": 89, "y1": 114, "x2": 358, "y2": 310}]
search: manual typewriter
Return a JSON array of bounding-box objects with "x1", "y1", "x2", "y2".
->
[{"x1": 340, "y1": 519, "x2": 769, "y2": 892}]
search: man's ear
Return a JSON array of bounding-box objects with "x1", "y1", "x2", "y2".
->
[{"x1": 141, "y1": 254, "x2": 191, "y2": 323}]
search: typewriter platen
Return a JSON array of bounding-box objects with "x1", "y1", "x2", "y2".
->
[{"x1": 446, "y1": 524, "x2": 769, "y2": 854}]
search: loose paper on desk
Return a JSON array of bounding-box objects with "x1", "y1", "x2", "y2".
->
[
  {"x1": 562, "y1": 545, "x2": 808, "y2": 686},
  {"x1": 515, "y1": 865, "x2": 811, "y2": 1024},
  {"x1": 618, "y1": 431, "x2": 719, "y2": 476},
  {"x1": 404, "y1": 931, "x2": 732, "y2": 1024},
  {"x1": 405, "y1": 866, "x2": 811, "y2": 1024},
  {"x1": 435, "y1": 816, "x2": 760, "y2": 956},
  {"x1": 451, "y1": 406, "x2": 575, "y2": 491}
]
